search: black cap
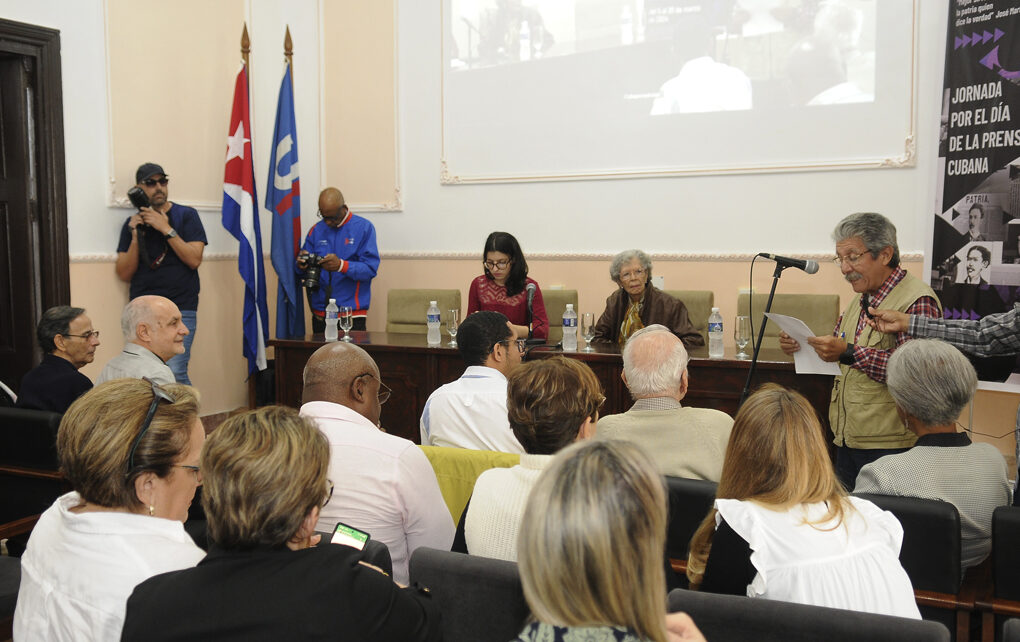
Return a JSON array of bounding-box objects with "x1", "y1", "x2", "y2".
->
[{"x1": 135, "y1": 162, "x2": 167, "y2": 184}]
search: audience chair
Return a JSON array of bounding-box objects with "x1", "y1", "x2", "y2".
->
[
  {"x1": 541, "y1": 289, "x2": 578, "y2": 344},
  {"x1": 737, "y1": 293, "x2": 841, "y2": 351},
  {"x1": 386, "y1": 289, "x2": 462, "y2": 334},
  {"x1": 667, "y1": 588, "x2": 950, "y2": 641},
  {"x1": 0, "y1": 508, "x2": 37, "y2": 639},
  {"x1": 1004, "y1": 618, "x2": 1020, "y2": 642},
  {"x1": 854, "y1": 492, "x2": 970, "y2": 639},
  {"x1": 665, "y1": 476, "x2": 717, "y2": 581},
  {"x1": 418, "y1": 446, "x2": 520, "y2": 524},
  {"x1": 409, "y1": 547, "x2": 528, "y2": 642},
  {"x1": 0, "y1": 408, "x2": 67, "y2": 532},
  {"x1": 664, "y1": 290, "x2": 713, "y2": 344},
  {"x1": 978, "y1": 506, "x2": 1020, "y2": 642}
]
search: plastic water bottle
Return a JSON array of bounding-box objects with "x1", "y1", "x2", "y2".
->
[
  {"x1": 519, "y1": 20, "x2": 531, "y2": 61},
  {"x1": 562, "y1": 303, "x2": 578, "y2": 352},
  {"x1": 324, "y1": 299, "x2": 339, "y2": 342},
  {"x1": 427, "y1": 300, "x2": 442, "y2": 346},
  {"x1": 708, "y1": 307, "x2": 724, "y2": 359}
]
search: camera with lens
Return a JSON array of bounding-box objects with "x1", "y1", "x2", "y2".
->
[
  {"x1": 301, "y1": 253, "x2": 326, "y2": 290},
  {"x1": 127, "y1": 187, "x2": 153, "y2": 230}
]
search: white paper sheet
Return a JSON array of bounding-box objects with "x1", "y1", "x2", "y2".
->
[{"x1": 764, "y1": 312, "x2": 842, "y2": 376}]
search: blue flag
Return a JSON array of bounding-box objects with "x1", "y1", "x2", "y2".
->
[
  {"x1": 266, "y1": 64, "x2": 305, "y2": 339},
  {"x1": 222, "y1": 64, "x2": 269, "y2": 374}
]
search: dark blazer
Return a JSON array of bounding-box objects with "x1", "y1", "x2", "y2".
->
[
  {"x1": 592, "y1": 285, "x2": 704, "y2": 348},
  {"x1": 121, "y1": 543, "x2": 442, "y2": 642},
  {"x1": 15, "y1": 354, "x2": 92, "y2": 414}
]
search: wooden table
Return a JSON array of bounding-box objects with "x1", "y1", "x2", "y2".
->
[{"x1": 269, "y1": 333, "x2": 834, "y2": 445}]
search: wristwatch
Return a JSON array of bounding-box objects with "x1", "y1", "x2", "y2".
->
[
  {"x1": 838, "y1": 344, "x2": 855, "y2": 365},
  {"x1": 165, "y1": 228, "x2": 178, "y2": 239}
]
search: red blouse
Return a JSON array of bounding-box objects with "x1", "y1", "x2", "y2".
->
[{"x1": 467, "y1": 275, "x2": 549, "y2": 340}]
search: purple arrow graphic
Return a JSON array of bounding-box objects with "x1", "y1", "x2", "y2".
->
[
  {"x1": 963, "y1": 33, "x2": 973, "y2": 47},
  {"x1": 983, "y1": 30, "x2": 993, "y2": 44},
  {"x1": 995, "y1": 28, "x2": 1005, "y2": 42},
  {"x1": 979, "y1": 45, "x2": 1020, "y2": 79},
  {"x1": 956, "y1": 36, "x2": 965, "y2": 49}
]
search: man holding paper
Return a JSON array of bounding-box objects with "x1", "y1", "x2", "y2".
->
[{"x1": 779, "y1": 212, "x2": 942, "y2": 488}]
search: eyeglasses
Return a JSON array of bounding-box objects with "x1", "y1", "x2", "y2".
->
[
  {"x1": 832, "y1": 252, "x2": 868, "y2": 267},
  {"x1": 64, "y1": 330, "x2": 100, "y2": 340},
  {"x1": 355, "y1": 372, "x2": 391, "y2": 404},
  {"x1": 316, "y1": 205, "x2": 348, "y2": 221},
  {"x1": 499, "y1": 338, "x2": 527, "y2": 354},
  {"x1": 174, "y1": 465, "x2": 201, "y2": 481},
  {"x1": 128, "y1": 377, "x2": 175, "y2": 471},
  {"x1": 483, "y1": 259, "x2": 512, "y2": 270},
  {"x1": 322, "y1": 480, "x2": 335, "y2": 508},
  {"x1": 141, "y1": 177, "x2": 169, "y2": 187},
  {"x1": 619, "y1": 268, "x2": 647, "y2": 281}
]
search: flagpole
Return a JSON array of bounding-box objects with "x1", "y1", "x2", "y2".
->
[
  {"x1": 284, "y1": 25, "x2": 293, "y2": 74},
  {"x1": 241, "y1": 22, "x2": 250, "y2": 69}
]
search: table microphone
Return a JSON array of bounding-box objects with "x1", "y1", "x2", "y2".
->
[{"x1": 757, "y1": 253, "x2": 819, "y2": 274}]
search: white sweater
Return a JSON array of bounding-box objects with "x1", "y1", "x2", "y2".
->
[{"x1": 464, "y1": 454, "x2": 551, "y2": 561}]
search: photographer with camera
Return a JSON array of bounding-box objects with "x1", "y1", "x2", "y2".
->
[
  {"x1": 297, "y1": 187, "x2": 379, "y2": 334},
  {"x1": 115, "y1": 162, "x2": 207, "y2": 385}
]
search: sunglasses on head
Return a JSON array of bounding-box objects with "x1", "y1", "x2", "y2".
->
[
  {"x1": 141, "y1": 177, "x2": 169, "y2": 187},
  {"x1": 127, "y1": 377, "x2": 175, "y2": 472}
]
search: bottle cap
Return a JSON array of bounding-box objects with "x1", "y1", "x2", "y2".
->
[
  {"x1": 430, "y1": 300, "x2": 437, "y2": 305},
  {"x1": 329, "y1": 299, "x2": 336, "y2": 304},
  {"x1": 566, "y1": 304, "x2": 574, "y2": 310},
  {"x1": 711, "y1": 307, "x2": 719, "y2": 312}
]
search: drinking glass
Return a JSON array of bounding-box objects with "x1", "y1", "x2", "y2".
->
[
  {"x1": 339, "y1": 306, "x2": 354, "y2": 342},
  {"x1": 582, "y1": 312, "x2": 596, "y2": 352},
  {"x1": 447, "y1": 309, "x2": 460, "y2": 347},
  {"x1": 734, "y1": 315, "x2": 751, "y2": 359}
]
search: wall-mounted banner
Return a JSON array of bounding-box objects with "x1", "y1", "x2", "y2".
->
[{"x1": 932, "y1": 0, "x2": 1020, "y2": 387}]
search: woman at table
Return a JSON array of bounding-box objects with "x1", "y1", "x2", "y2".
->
[
  {"x1": 468, "y1": 231, "x2": 548, "y2": 340},
  {"x1": 121, "y1": 406, "x2": 441, "y2": 641},
  {"x1": 14, "y1": 378, "x2": 206, "y2": 641},
  {"x1": 592, "y1": 249, "x2": 703, "y2": 348},
  {"x1": 685, "y1": 384, "x2": 919, "y2": 619}
]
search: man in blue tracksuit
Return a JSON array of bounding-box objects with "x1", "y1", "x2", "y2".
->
[{"x1": 297, "y1": 187, "x2": 380, "y2": 333}]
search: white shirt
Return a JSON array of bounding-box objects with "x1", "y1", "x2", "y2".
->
[
  {"x1": 14, "y1": 492, "x2": 205, "y2": 642},
  {"x1": 715, "y1": 496, "x2": 920, "y2": 619},
  {"x1": 96, "y1": 343, "x2": 175, "y2": 385},
  {"x1": 465, "y1": 454, "x2": 551, "y2": 561},
  {"x1": 301, "y1": 401, "x2": 454, "y2": 585},
  {"x1": 419, "y1": 366, "x2": 524, "y2": 454},
  {"x1": 650, "y1": 56, "x2": 752, "y2": 115}
]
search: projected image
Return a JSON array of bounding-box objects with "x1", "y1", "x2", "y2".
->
[{"x1": 448, "y1": 0, "x2": 876, "y2": 112}]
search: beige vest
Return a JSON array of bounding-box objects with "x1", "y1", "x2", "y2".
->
[{"x1": 829, "y1": 272, "x2": 941, "y2": 449}]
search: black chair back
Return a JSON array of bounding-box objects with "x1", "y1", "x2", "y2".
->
[
  {"x1": 668, "y1": 588, "x2": 950, "y2": 642},
  {"x1": 994, "y1": 506, "x2": 1020, "y2": 602},
  {"x1": 853, "y1": 492, "x2": 962, "y2": 594},
  {"x1": 0, "y1": 407, "x2": 61, "y2": 469},
  {"x1": 409, "y1": 547, "x2": 529, "y2": 642},
  {"x1": 665, "y1": 476, "x2": 717, "y2": 560},
  {"x1": 1004, "y1": 618, "x2": 1020, "y2": 642}
]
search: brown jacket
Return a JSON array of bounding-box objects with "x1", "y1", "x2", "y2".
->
[{"x1": 592, "y1": 285, "x2": 704, "y2": 348}]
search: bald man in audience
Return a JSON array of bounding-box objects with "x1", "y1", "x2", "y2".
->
[
  {"x1": 595, "y1": 324, "x2": 732, "y2": 481},
  {"x1": 300, "y1": 342, "x2": 453, "y2": 585},
  {"x1": 96, "y1": 296, "x2": 189, "y2": 385},
  {"x1": 17, "y1": 306, "x2": 101, "y2": 413}
]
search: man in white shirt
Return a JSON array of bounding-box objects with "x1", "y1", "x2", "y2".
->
[
  {"x1": 300, "y1": 341, "x2": 454, "y2": 585},
  {"x1": 97, "y1": 296, "x2": 189, "y2": 385},
  {"x1": 420, "y1": 311, "x2": 525, "y2": 453}
]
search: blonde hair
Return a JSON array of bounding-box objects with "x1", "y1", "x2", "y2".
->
[
  {"x1": 687, "y1": 384, "x2": 847, "y2": 587},
  {"x1": 518, "y1": 440, "x2": 668, "y2": 642},
  {"x1": 57, "y1": 378, "x2": 199, "y2": 510},
  {"x1": 201, "y1": 405, "x2": 329, "y2": 549},
  {"x1": 508, "y1": 356, "x2": 603, "y2": 454}
]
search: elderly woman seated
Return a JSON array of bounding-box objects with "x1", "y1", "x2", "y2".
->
[
  {"x1": 592, "y1": 249, "x2": 703, "y2": 348},
  {"x1": 14, "y1": 378, "x2": 206, "y2": 641},
  {"x1": 121, "y1": 405, "x2": 441, "y2": 641},
  {"x1": 854, "y1": 338, "x2": 1011, "y2": 571}
]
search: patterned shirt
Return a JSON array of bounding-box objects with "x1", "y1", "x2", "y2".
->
[
  {"x1": 514, "y1": 622, "x2": 652, "y2": 642},
  {"x1": 909, "y1": 302, "x2": 1020, "y2": 357},
  {"x1": 834, "y1": 267, "x2": 941, "y2": 383}
]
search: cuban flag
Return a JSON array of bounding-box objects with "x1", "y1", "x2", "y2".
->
[
  {"x1": 266, "y1": 64, "x2": 305, "y2": 339},
  {"x1": 222, "y1": 64, "x2": 269, "y2": 374}
]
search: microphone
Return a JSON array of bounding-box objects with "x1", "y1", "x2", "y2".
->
[{"x1": 757, "y1": 253, "x2": 819, "y2": 274}]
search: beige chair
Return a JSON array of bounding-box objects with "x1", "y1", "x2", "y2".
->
[
  {"x1": 387, "y1": 289, "x2": 462, "y2": 334},
  {"x1": 737, "y1": 293, "x2": 841, "y2": 351},
  {"x1": 664, "y1": 290, "x2": 714, "y2": 344},
  {"x1": 542, "y1": 289, "x2": 578, "y2": 344}
]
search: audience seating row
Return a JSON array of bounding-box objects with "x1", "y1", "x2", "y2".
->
[{"x1": 408, "y1": 547, "x2": 952, "y2": 642}]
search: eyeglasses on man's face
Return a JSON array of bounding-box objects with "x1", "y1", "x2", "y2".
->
[
  {"x1": 64, "y1": 330, "x2": 100, "y2": 341},
  {"x1": 483, "y1": 259, "x2": 512, "y2": 270},
  {"x1": 355, "y1": 372, "x2": 391, "y2": 404},
  {"x1": 498, "y1": 338, "x2": 526, "y2": 354},
  {"x1": 141, "y1": 177, "x2": 169, "y2": 187},
  {"x1": 316, "y1": 205, "x2": 349, "y2": 222},
  {"x1": 832, "y1": 251, "x2": 869, "y2": 267}
]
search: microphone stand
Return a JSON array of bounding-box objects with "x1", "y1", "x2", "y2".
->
[{"x1": 739, "y1": 261, "x2": 791, "y2": 406}]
